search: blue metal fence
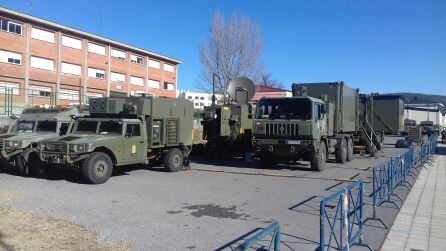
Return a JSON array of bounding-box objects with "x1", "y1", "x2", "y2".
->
[
  {"x1": 319, "y1": 180, "x2": 371, "y2": 251},
  {"x1": 235, "y1": 222, "x2": 281, "y2": 251}
]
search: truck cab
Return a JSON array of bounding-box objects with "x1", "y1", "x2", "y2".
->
[{"x1": 253, "y1": 96, "x2": 329, "y2": 166}]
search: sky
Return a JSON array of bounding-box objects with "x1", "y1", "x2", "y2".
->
[{"x1": 1, "y1": 0, "x2": 445, "y2": 95}]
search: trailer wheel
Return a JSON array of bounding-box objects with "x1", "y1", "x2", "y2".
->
[
  {"x1": 311, "y1": 141, "x2": 326, "y2": 171},
  {"x1": 346, "y1": 137, "x2": 354, "y2": 162},
  {"x1": 164, "y1": 148, "x2": 183, "y2": 172},
  {"x1": 81, "y1": 152, "x2": 113, "y2": 184},
  {"x1": 335, "y1": 138, "x2": 347, "y2": 163}
]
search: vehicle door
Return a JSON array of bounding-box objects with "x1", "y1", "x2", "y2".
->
[{"x1": 123, "y1": 123, "x2": 145, "y2": 161}]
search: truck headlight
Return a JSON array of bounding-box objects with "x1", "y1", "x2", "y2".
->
[
  {"x1": 255, "y1": 122, "x2": 264, "y2": 131},
  {"x1": 5, "y1": 141, "x2": 21, "y2": 149},
  {"x1": 69, "y1": 144, "x2": 89, "y2": 153}
]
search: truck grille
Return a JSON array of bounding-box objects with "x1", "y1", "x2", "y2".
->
[
  {"x1": 44, "y1": 143, "x2": 67, "y2": 153},
  {"x1": 0, "y1": 141, "x2": 3, "y2": 150},
  {"x1": 265, "y1": 122, "x2": 298, "y2": 137}
]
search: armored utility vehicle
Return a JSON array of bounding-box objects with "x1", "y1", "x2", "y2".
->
[
  {"x1": 40, "y1": 96, "x2": 193, "y2": 184},
  {"x1": 202, "y1": 77, "x2": 255, "y2": 154},
  {"x1": 0, "y1": 106, "x2": 87, "y2": 176}
]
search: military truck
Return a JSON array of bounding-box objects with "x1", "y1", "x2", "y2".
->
[
  {"x1": 0, "y1": 106, "x2": 87, "y2": 176},
  {"x1": 420, "y1": 120, "x2": 434, "y2": 136},
  {"x1": 39, "y1": 96, "x2": 193, "y2": 184},
  {"x1": 202, "y1": 77, "x2": 255, "y2": 155},
  {"x1": 252, "y1": 82, "x2": 359, "y2": 171}
]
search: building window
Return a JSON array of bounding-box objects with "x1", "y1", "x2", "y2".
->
[
  {"x1": 59, "y1": 89, "x2": 79, "y2": 101},
  {"x1": 0, "y1": 82, "x2": 20, "y2": 95},
  {"x1": 148, "y1": 59, "x2": 160, "y2": 69},
  {"x1": 163, "y1": 63, "x2": 175, "y2": 73},
  {"x1": 0, "y1": 18, "x2": 22, "y2": 35},
  {"x1": 111, "y1": 72, "x2": 125, "y2": 83},
  {"x1": 200, "y1": 97, "x2": 204, "y2": 100},
  {"x1": 131, "y1": 76, "x2": 144, "y2": 86},
  {"x1": 195, "y1": 96, "x2": 199, "y2": 99},
  {"x1": 62, "y1": 35, "x2": 82, "y2": 50},
  {"x1": 131, "y1": 55, "x2": 144, "y2": 64},
  {"x1": 195, "y1": 103, "x2": 199, "y2": 106},
  {"x1": 88, "y1": 68, "x2": 105, "y2": 79},
  {"x1": 30, "y1": 56, "x2": 54, "y2": 71},
  {"x1": 88, "y1": 43, "x2": 106, "y2": 55},
  {"x1": 29, "y1": 85, "x2": 51, "y2": 97},
  {"x1": 61, "y1": 62, "x2": 81, "y2": 76},
  {"x1": 31, "y1": 27, "x2": 55, "y2": 43},
  {"x1": 148, "y1": 79, "x2": 160, "y2": 89},
  {"x1": 188, "y1": 96, "x2": 192, "y2": 99},
  {"x1": 0, "y1": 50, "x2": 21, "y2": 65},
  {"x1": 111, "y1": 49, "x2": 126, "y2": 60},
  {"x1": 164, "y1": 82, "x2": 174, "y2": 91}
]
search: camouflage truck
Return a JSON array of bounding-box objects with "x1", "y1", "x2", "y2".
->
[
  {"x1": 0, "y1": 106, "x2": 87, "y2": 176},
  {"x1": 253, "y1": 82, "x2": 359, "y2": 171},
  {"x1": 39, "y1": 96, "x2": 194, "y2": 184}
]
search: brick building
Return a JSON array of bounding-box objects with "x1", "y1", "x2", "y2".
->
[{"x1": 0, "y1": 7, "x2": 181, "y2": 108}]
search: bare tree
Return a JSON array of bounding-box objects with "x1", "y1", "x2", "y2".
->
[
  {"x1": 198, "y1": 12, "x2": 264, "y2": 100},
  {"x1": 258, "y1": 73, "x2": 284, "y2": 89}
]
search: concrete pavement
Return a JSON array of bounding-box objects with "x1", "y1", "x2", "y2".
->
[{"x1": 381, "y1": 143, "x2": 446, "y2": 251}]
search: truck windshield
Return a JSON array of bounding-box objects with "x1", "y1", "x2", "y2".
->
[
  {"x1": 73, "y1": 120, "x2": 98, "y2": 134},
  {"x1": 10, "y1": 120, "x2": 36, "y2": 133},
  {"x1": 98, "y1": 121, "x2": 122, "y2": 135},
  {"x1": 73, "y1": 120, "x2": 122, "y2": 135},
  {"x1": 256, "y1": 98, "x2": 312, "y2": 120},
  {"x1": 36, "y1": 121, "x2": 57, "y2": 132}
]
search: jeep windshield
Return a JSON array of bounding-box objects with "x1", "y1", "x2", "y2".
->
[
  {"x1": 72, "y1": 120, "x2": 122, "y2": 135},
  {"x1": 256, "y1": 98, "x2": 312, "y2": 120},
  {"x1": 36, "y1": 120, "x2": 57, "y2": 132},
  {"x1": 10, "y1": 120, "x2": 36, "y2": 133}
]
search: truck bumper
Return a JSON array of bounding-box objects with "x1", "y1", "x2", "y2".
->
[
  {"x1": 41, "y1": 152, "x2": 88, "y2": 165},
  {"x1": 1, "y1": 149, "x2": 22, "y2": 160},
  {"x1": 253, "y1": 139, "x2": 314, "y2": 157}
]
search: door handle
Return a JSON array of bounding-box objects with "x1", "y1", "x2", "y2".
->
[{"x1": 139, "y1": 141, "x2": 144, "y2": 143}]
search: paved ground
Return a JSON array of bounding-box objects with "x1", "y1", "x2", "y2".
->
[
  {"x1": 381, "y1": 144, "x2": 445, "y2": 251},
  {"x1": 0, "y1": 137, "x2": 420, "y2": 250}
]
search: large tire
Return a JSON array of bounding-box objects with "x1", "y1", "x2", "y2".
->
[
  {"x1": 311, "y1": 141, "x2": 327, "y2": 171},
  {"x1": 164, "y1": 148, "x2": 183, "y2": 172},
  {"x1": 335, "y1": 138, "x2": 347, "y2": 163},
  {"x1": 15, "y1": 148, "x2": 42, "y2": 177},
  {"x1": 81, "y1": 152, "x2": 113, "y2": 184},
  {"x1": 346, "y1": 137, "x2": 354, "y2": 162}
]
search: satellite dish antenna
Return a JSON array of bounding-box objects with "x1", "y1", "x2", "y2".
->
[{"x1": 227, "y1": 77, "x2": 255, "y2": 104}]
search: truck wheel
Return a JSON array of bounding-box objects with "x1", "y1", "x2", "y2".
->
[
  {"x1": 15, "y1": 148, "x2": 41, "y2": 177},
  {"x1": 311, "y1": 141, "x2": 326, "y2": 171},
  {"x1": 164, "y1": 148, "x2": 183, "y2": 172},
  {"x1": 260, "y1": 152, "x2": 276, "y2": 168},
  {"x1": 346, "y1": 138, "x2": 354, "y2": 162},
  {"x1": 81, "y1": 152, "x2": 113, "y2": 184},
  {"x1": 335, "y1": 138, "x2": 347, "y2": 163}
]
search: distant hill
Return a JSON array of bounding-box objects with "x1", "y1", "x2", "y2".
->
[{"x1": 387, "y1": 93, "x2": 446, "y2": 105}]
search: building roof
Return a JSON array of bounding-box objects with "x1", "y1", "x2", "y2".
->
[
  {"x1": 0, "y1": 7, "x2": 182, "y2": 64},
  {"x1": 255, "y1": 85, "x2": 288, "y2": 93}
]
